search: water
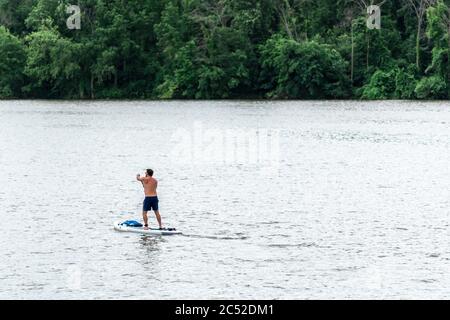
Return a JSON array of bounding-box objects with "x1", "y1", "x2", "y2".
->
[{"x1": 0, "y1": 100, "x2": 449, "y2": 299}]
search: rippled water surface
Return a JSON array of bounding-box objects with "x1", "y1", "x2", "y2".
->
[{"x1": 1, "y1": 100, "x2": 449, "y2": 299}]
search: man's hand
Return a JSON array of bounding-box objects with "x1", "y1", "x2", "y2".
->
[{"x1": 136, "y1": 173, "x2": 142, "y2": 181}]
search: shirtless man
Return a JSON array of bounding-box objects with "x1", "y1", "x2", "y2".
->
[{"x1": 136, "y1": 169, "x2": 162, "y2": 230}]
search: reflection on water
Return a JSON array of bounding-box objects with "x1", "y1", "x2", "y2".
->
[
  {"x1": 0, "y1": 100, "x2": 450, "y2": 299},
  {"x1": 139, "y1": 236, "x2": 163, "y2": 252}
]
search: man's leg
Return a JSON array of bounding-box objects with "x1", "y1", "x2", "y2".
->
[
  {"x1": 154, "y1": 210, "x2": 162, "y2": 229},
  {"x1": 142, "y1": 211, "x2": 149, "y2": 229}
]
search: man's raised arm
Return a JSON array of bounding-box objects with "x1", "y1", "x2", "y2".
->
[{"x1": 136, "y1": 174, "x2": 144, "y2": 182}]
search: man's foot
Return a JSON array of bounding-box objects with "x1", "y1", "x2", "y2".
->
[{"x1": 144, "y1": 224, "x2": 149, "y2": 230}]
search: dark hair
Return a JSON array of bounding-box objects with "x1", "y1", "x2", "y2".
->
[{"x1": 146, "y1": 169, "x2": 154, "y2": 176}]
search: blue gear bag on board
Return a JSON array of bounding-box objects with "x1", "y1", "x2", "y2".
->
[{"x1": 121, "y1": 220, "x2": 143, "y2": 227}]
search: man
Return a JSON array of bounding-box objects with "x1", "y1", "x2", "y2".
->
[{"x1": 136, "y1": 169, "x2": 162, "y2": 230}]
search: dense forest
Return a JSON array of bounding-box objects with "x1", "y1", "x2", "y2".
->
[{"x1": 0, "y1": 0, "x2": 449, "y2": 99}]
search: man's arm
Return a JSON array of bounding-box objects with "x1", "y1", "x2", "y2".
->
[{"x1": 136, "y1": 174, "x2": 144, "y2": 182}]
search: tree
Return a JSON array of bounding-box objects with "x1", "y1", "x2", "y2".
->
[
  {"x1": 0, "y1": 0, "x2": 448, "y2": 99},
  {"x1": 276, "y1": 0, "x2": 301, "y2": 41},
  {"x1": 23, "y1": 25, "x2": 81, "y2": 98},
  {"x1": 395, "y1": 67, "x2": 418, "y2": 98},
  {"x1": 425, "y1": 0, "x2": 449, "y2": 91},
  {"x1": 259, "y1": 35, "x2": 350, "y2": 99},
  {"x1": 415, "y1": 74, "x2": 447, "y2": 97},
  {"x1": 155, "y1": 0, "x2": 255, "y2": 98},
  {"x1": 414, "y1": 0, "x2": 450, "y2": 98},
  {"x1": 361, "y1": 69, "x2": 397, "y2": 99},
  {"x1": 403, "y1": 0, "x2": 438, "y2": 70},
  {"x1": 361, "y1": 67, "x2": 417, "y2": 99},
  {"x1": 0, "y1": 26, "x2": 26, "y2": 98},
  {"x1": 0, "y1": 0, "x2": 34, "y2": 35}
]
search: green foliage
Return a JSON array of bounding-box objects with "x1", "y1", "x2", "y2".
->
[
  {"x1": 424, "y1": 0, "x2": 449, "y2": 97},
  {"x1": 415, "y1": 76, "x2": 448, "y2": 99},
  {"x1": 197, "y1": 27, "x2": 252, "y2": 98},
  {"x1": 395, "y1": 67, "x2": 418, "y2": 99},
  {"x1": 259, "y1": 36, "x2": 350, "y2": 98},
  {"x1": 155, "y1": 0, "x2": 254, "y2": 98},
  {"x1": 362, "y1": 67, "x2": 418, "y2": 100},
  {"x1": 0, "y1": 0, "x2": 34, "y2": 34},
  {"x1": 0, "y1": 26, "x2": 25, "y2": 98},
  {"x1": 361, "y1": 69, "x2": 397, "y2": 99},
  {"x1": 155, "y1": 40, "x2": 200, "y2": 98},
  {"x1": 23, "y1": 25, "x2": 81, "y2": 98},
  {"x1": 0, "y1": 0, "x2": 448, "y2": 99}
]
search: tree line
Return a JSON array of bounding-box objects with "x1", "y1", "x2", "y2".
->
[{"x1": 0, "y1": 0, "x2": 449, "y2": 99}]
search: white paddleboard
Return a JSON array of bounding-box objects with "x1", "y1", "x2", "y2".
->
[{"x1": 113, "y1": 221, "x2": 182, "y2": 236}]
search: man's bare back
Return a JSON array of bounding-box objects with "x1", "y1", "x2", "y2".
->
[{"x1": 139, "y1": 176, "x2": 158, "y2": 196}]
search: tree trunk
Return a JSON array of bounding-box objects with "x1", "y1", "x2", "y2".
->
[
  {"x1": 366, "y1": 34, "x2": 370, "y2": 71},
  {"x1": 79, "y1": 82, "x2": 84, "y2": 99},
  {"x1": 281, "y1": 12, "x2": 293, "y2": 40},
  {"x1": 90, "y1": 73, "x2": 95, "y2": 99},
  {"x1": 416, "y1": 19, "x2": 422, "y2": 70},
  {"x1": 278, "y1": 1, "x2": 295, "y2": 40},
  {"x1": 351, "y1": 21, "x2": 354, "y2": 85},
  {"x1": 447, "y1": 17, "x2": 450, "y2": 89}
]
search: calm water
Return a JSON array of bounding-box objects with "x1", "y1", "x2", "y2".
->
[{"x1": 1, "y1": 100, "x2": 449, "y2": 299}]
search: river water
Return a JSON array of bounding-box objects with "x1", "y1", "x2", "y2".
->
[{"x1": 0, "y1": 100, "x2": 449, "y2": 299}]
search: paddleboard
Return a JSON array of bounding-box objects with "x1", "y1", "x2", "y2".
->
[{"x1": 113, "y1": 221, "x2": 182, "y2": 235}]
